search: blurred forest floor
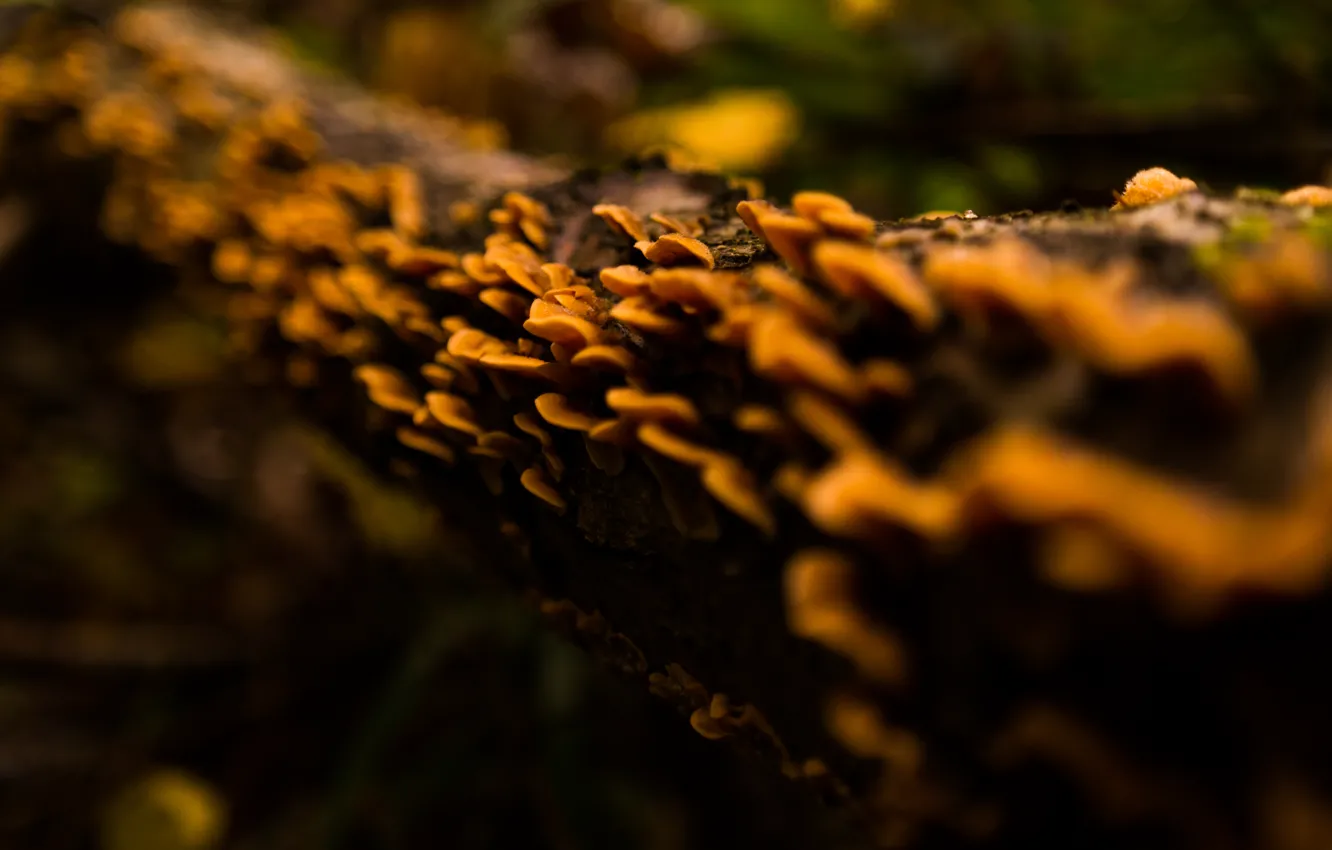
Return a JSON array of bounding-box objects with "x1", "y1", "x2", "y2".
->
[
  {"x1": 1, "y1": 0, "x2": 1330, "y2": 848},
  {"x1": 244, "y1": 0, "x2": 1332, "y2": 216}
]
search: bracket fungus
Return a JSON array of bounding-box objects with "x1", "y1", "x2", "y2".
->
[
  {"x1": 636, "y1": 232, "x2": 716, "y2": 269},
  {"x1": 17, "y1": 9, "x2": 1332, "y2": 846}
]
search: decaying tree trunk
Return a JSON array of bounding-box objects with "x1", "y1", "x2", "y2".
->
[{"x1": 6, "y1": 3, "x2": 1332, "y2": 848}]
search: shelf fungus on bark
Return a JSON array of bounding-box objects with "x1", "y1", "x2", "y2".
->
[
  {"x1": 15, "y1": 6, "x2": 1332, "y2": 847},
  {"x1": 1280, "y1": 185, "x2": 1332, "y2": 208},
  {"x1": 635, "y1": 232, "x2": 716, "y2": 269}
]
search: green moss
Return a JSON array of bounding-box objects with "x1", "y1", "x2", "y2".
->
[
  {"x1": 1191, "y1": 241, "x2": 1227, "y2": 276},
  {"x1": 1233, "y1": 187, "x2": 1283, "y2": 204},
  {"x1": 1226, "y1": 213, "x2": 1274, "y2": 246},
  {"x1": 1304, "y1": 211, "x2": 1332, "y2": 250}
]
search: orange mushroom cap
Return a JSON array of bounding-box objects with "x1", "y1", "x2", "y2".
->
[
  {"x1": 1112, "y1": 167, "x2": 1198, "y2": 210},
  {"x1": 606, "y1": 387, "x2": 701, "y2": 426},
  {"x1": 424, "y1": 391, "x2": 485, "y2": 437},
  {"x1": 599, "y1": 265, "x2": 652, "y2": 298},
  {"x1": 396, "y1": 426, "x2": 456, "y2": 463},
  {"x1": 521, "y1": 465, "x2": 567, "y2": 513},
  {"x1": 534, "y1": 393, "x2": 599, "y2": 432},
  {"x1": 571, "y1": 344, "x2": 639, "y2": 374},
  {"x1": 811, "y1": 241, "x2": 938, "y2": 331},
  {"x1": 636, "y1": 233, "x2": 715, "y2": 269},
  {"x1": 592, "y1": 203, "x2": 650, "y2": 243}
]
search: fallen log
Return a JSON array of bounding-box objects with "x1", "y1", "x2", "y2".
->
[{"x1": 6, "y1": 4, "x2": 1332, "y2": 848}]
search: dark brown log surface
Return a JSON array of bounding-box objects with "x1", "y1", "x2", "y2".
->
[{"x1": 6, "y1": 4, "x2": 1332, "y2": 849}]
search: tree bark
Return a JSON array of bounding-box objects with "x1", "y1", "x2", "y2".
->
[{"x1": 7, "y1": 4, "x2": 1332, "y2": 849}]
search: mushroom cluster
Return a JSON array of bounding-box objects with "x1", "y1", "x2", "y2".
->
[{"x1": 9, "y1": 5, "x2": 1332, "y2": 846}]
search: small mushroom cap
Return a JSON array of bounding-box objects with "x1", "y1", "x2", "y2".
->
[
  {"x1": 502, "y1": 191, "x2": 552, "y2": 225},
  {"x1": 540, "y1": 262, "x2": 577, "y2": 291},
  {"x1": 736, "y1": 199, "x2": 777, "y2": 240},
  {"x1": 825, "y1": 692, "x2": 921, "y2": 765},
  {"x1": 307, "y1": 267, "x2": 361, "y2": 316},
  {"x1": 432, "y1": 351, "x2": 481, "y2": 394},
  {"x1": 921, "y1": 238, "x2": 1051, "y2": 316},
  {"x1": 447, "y1": 328, "x2": 513, "y2": 364},
  {"x1": 428, "y1": 270, "x2": 482, "y2": 296},
  {"x1": 650, "y1": 212, "x2": 703, "y2": 237},
  {"x1": 383, "y1": 165, "x2": 425, "y2": 238},
  {"x1": 861, "y1": 359, "x2": 913, "y2": 397},
  {"x1": 791, "y1": 191, "x2": 853, "y2": 221},
  {"x1": 773, "y1": 462, "x2": 813, "y2": 502},
  {"x1": 812, "y1": 241, "x2": 938, "y2": 330},
  {"x1": 803, "y1": 452, "x2": 961, "y2": 542},
  {"x1": 396, "y1": 426, "x2": 456, "y2": 463},
  {"x1": 650, "y1": 268, "x2": 746, "y2": 311},
  {"x1": 513, "y1": 411, "x2": 553, "y2": 446},
  {"x1": 549, "y1": 342, "x2": 575, "y2": 364},
  {"x1": 784, "y1": 549, "x2": 908, "y2": 684},
  {"x1": 391, "y1": 245, "x2": 461, "y2": 276},
  {"x1": 751, "y1": 264, "x2": 836, "y2": 330},
  {"x1": 211, "y1": 239, "x2": 251, "y2": 284},
  {"x1": 599, "y1": 265, "x2": 652, "y2": 297},
  {"x1": 1280, "y1": 185, "x2": 1332, "y2": 207},
  {"x1": 420, "y1": 363, "x2": 457, "y2": 389},
  {"x1": 754, "y1": 212, "x2": 821, "y2": 274},
  {"x1": 786, "y1": 390, "x2": 874, "y2": 455},
  {"x1": 1112, "y1": 167, "x2": 1198, "y2": 209},
  {"x1": 524, "y1": 302, "x2": 604, "y2": 351},
  {"x1": 441, "y1": 316, "x2": 472, "y2": 336},
  {"x1": 571, "y1": 344, "x2": 639, "y2": 374},
  {"x1": 816, "y1": 209, "x2": 876, "y2": 240},
  {"x1": 701, "y1": 460, "x2": 775, "y2": 534},
  {"x1": 637, "y1": 233, "x2": 716, "y2": 269},
  {"x1": 587, "y1": 417, "x2": 637, "y2": 444},
  {"x1": 704, "y1": 303, "x2": 762, "y2": 347},
  {"x1": 478, "y1": 352, "x2": 565, "y2": 382},
  {"x1": 749, "y1": 309, "x2": 867, "y2": 404},
  {"x1": 733, "y1": 404, "x2": 791, "y2": 439},
  {"x1": 592, "y1": 203, "x2": 650, "y2": 243},
  {"x1": 424, "y1": 391, "x2": 485, "y2": 437},
  {"x1": 403, "y1": 316, "x2": 447, "y2": 342},
  {"x1": 609, "y1": 297, "x2": 688, "y2": 336},
  {"x1": 353, "y1": 363, "x2": 421, "y2": 414},
  {"x1": 534, "y1": 393, "x2": 599, "y2": 431},
  {"x1": 690, "y1": 708, "x2": 732, "y2": 740},
  {"x1": 520, "y1": 465, "x2": 567, "y2": 513},
  {"x1": 488, "y1": 243, "x2": 547, "y2": 296},
  {"x1": 478, "y1": 288, "x2": 532, "y2": 324},
  {"x1": 637, "y1": 422, "x2": 730, "y2": 468},
  {"x1": 606, "y1": 387, "x2": 702, "y2": 426},
  {"x1": 461, "y1": 252, "x2": 506, "y2": 285}
]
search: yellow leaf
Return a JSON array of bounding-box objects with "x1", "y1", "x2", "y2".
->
[
  {"x1": 831, "y1": 0, "x2": 896, "y2": 28},
  {"x1": 606, "y1": 88, "x2": 800, "y2": 173},
  {"x1": 101, "y1": 769, "x2": 226, "y2": 850}
]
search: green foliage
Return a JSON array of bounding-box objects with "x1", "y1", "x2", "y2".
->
[{"x1": 657, "y1": 0, "x2": 1330, "y2": 214}]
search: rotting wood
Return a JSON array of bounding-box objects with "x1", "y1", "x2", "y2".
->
[{"x1": 6, "y1": 4, "x2": 1332, "y2": 848}]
